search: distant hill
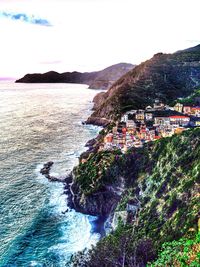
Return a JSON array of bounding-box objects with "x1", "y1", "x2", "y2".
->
[
  {"x1": 88, "y1": 63, "x2": 135, "y2": 90},
  {"x1": 15, "y1": 63, "x2": 135, "y2": 90},
  {"x1": 87, "y1": 44, "x2": 200, "y2": 124}
]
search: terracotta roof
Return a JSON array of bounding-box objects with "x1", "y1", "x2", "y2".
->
[
  {"x1": 169, "y1": 115, "x2": 190, "y2": 119},
  {"x1": 191, "y1": 107, "x2": 200, "y2": 110},
  {"x1": 154, "y1": 136, "x2": 161, "y2": 139}
]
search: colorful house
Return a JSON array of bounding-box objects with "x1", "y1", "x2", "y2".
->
[
  {"x1": 169, "y1": 115, "x2": 190, "y2": 126},
  {"x1": 145, "y1": 111, "x2": 154, "y2": 121},
  {"x1": 174, "y1": 127, "x2": 186, "y2": 134},
  {"x1": 183, "y1": 106, "x2": 192, "y2": 114},
  {"x1": 104, "y1": 133, "x2": 113, "y2": 143},
  {"x1": 174, "y1": 103, "x2": 183, "y2": 113},
  {"x1": 127, "y1": 120, "x2": 136, "y2": 128},
  {"x1": 122, "y1": 127, "x2": 127, "y2": 135},
  {"x1": 135, "y1": 110, "x2": 145, "y2": 121},
  {"x1": 189, "y1": 117, "x2": 200, "y2": 127},
  {"x1": 81, "y1": 158, "x2": 87, "y2": 164},
  {"x1": 126, "y1": 120, "x2": 136, "y2": 134},
  {"x1": 149, "y1": 129, "x2": 156, "y2": 140},
  {"x1": 191, "y1": 107, "x2": 200, "y2": 117},
  {"x1": 154, "y1": 116, "x2": 170, "y2": 126},
  {"x1": 121, "y1": 114, "x2": 129, "y2": 123}
]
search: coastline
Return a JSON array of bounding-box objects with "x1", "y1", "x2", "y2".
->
[
  {"x1": 89, "y1": 216, "x2": 107, "y2": 237},
  {"x1": 39, "y1": 114, "x2": 106, "y2": 237},
  {"x1": 0, "y1": 82, "x2": 106, "y2": 266}
]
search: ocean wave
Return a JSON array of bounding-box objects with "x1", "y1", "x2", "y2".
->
[
  {"x1": 0, "y1": 83, "x2": 101, "y2": 266},
  {"x1": 48, "y1": 211, "x2": 100, "y2": 266},
  {"x1": 34, "y1": 162, "x2": 100, "y2": 266}
]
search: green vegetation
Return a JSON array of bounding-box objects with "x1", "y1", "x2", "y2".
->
[
  {"x1": 90, "y1": 45, "x2": 200, "y2": 121},
  {"x1": 74, "y1": 149, "x2": 122, "y2": 195},
  {"x1": 173, "y1": 46, "x2": 200, "y2": 62},
  {"x1": 175, "y1": 88, "x2": 200, "y2": 106},
  {"x1": 71, "y1": 128, "x2": 200, "y2": 266},
  {"x1": 148, "y1": 232, "x2": 200, "y2": 267}
]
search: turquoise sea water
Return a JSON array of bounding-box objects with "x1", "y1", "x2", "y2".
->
[{"x1": 0, "y1": 82, "x2": 100, "y2": 266}]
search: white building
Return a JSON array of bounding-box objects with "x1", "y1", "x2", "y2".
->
[{"x1": 121, "y1": 114, "x2": 129, "y2": 123}]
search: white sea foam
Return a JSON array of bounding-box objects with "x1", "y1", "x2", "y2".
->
[
  {"x1": 46, "y1": 184, "x2": 100, "y2": 266},
  {"x1": 48, "y1": 210, "x2": 100, "y2": 266},
  {"x1": 30, "y1": 261, "x2": 43, "y2": 267},
  {"x1": 65, "y1": 151, "x2": 76, "y2": 157},
  {"x1": 35, "y1": 162, "x2": 100, "y2": 266},
  {"x1": 0, "y1": 83, "x2": 101, "y2": 265}
]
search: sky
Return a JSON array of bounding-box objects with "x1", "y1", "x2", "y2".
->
[{"x1": 0, "y1": 0, "x2": 200, "y2": 78}]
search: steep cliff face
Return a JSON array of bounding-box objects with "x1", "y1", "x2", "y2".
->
[
  {"x1": 15, "y1": 63, "x2": 134, "y2": 90},
  {"x1": 70, "y1": 128, "x2": 200, "y2": 266},
  {"x1": 68, "y1": 150, "x2": 124, "y2": 216},
  {"x1": 88, "y1": 45, "x2": 200, "y2": 123}
]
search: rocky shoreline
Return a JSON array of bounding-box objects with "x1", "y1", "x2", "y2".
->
[
  {"x1": 39, "y1": 122, "x2": 114, "y2": 227},
  {"x1": 40, "y1": 161, "x2": 68, "y2": 182},
  {"x1": 39, "y1": 129, "x2": 117, "y2": 216}
]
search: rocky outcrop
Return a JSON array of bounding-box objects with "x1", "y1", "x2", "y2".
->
[
  {"x1": 88, "y1": 44, "x2": 200, "y2": 123},
  {"x1": 85, "y1": 117, "x2": 110, "y2": 126},
  {"x1": 40, "y1": 161, "x2": 71, "y2": 182},
  {"x1": 92, "y1": 92, "x2": 107, "y2": 110},
  {"x1": 68, "y1": 176, "x2": 121, "y2": 216},
  {"x1": 67, "y1": 148, "x2": 127, "y2": 217},
  {"x1": 40, "y1": 161, "x2": 54, "y2": 177},
  {"x1": 15, "y1": 63, "x2": 134, "y2": 90}
]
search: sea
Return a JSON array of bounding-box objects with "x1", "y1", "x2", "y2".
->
[{"x1": 0, "y1": 82, "x2": 101, "y2": 267}]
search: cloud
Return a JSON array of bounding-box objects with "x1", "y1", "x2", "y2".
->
[{"x1": 0, "y1": 11, "x2": 52, "y2": 26}]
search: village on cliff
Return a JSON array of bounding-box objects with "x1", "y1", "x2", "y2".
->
[{"x1": 100, "y1": 100, "x2": 200, "y2": 153}]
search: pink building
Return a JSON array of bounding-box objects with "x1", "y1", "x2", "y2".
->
[{"x1": 183, "y1": 106, "x2": 192, "y2": 114}]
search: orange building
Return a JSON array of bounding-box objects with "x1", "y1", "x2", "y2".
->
[
  {"x1": 174, "y1": 127, "x2": 185, "y2": 134},
  {"x1": 191, "y1": 107, "x2": 200, "y2": 117},
  {"x1": 104, "y1": 133, "x2": 113, "y2": 143}
]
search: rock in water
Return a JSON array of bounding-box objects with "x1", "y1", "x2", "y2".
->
[{"x1": 40, "y1": 161, "x2": 54, "y2": 175}]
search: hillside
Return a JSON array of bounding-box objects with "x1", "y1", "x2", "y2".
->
[
  {"x1": 88, "y1": 63, "x2": 135, "y2": 90},
  {"x1": 15, "y1": 63, "x2": 134, "y2": 90},
  {"x1": 87, "y1": 44, "x2": 200, "y2": 124},
  {"x1": 70, "y1": 128, "x2": 200, "y2": 266}
]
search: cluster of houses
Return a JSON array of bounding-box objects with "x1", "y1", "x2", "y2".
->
[{"x1": 101, "y1": 99, "x2": 200, "y2": 152}]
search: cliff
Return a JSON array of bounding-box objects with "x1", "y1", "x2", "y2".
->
[
  {"x1": 15, "y1": 63, "x2": 134, "y2": 90},
  {"x1": 87, "y1": 44, "x2": 200, "y2": 124},
  {"x1": 70, "y1": 128, "x2": 200, "y2": 266}
]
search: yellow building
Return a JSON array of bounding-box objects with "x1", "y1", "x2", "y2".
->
[{"x1": 174, "y1": 103, "x2": 183, "y2": 113}]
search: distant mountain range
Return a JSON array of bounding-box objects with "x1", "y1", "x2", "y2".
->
[
  {"x1": 15, "y1": 63, "x2": 135, "y2": 90},
  {"x1": 87, "y1": 44, "x2": 200, "y2": 125}
]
